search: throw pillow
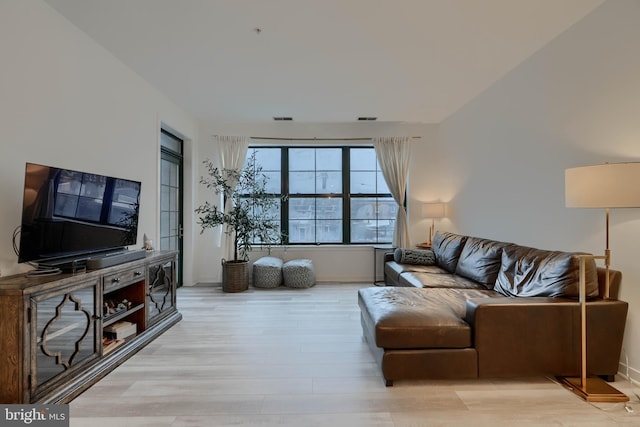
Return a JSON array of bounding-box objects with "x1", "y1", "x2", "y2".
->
[{"x1": 393, "y1": 248, "x2": 436, "y2": 265}]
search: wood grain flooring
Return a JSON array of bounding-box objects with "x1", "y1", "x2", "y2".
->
[{"x1": 69, "y1": 283, "x2": 640, "y2": 426}]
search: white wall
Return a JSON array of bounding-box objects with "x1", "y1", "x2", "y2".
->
[
  {"x1": 0, "y1": 0, "x2": 199, "y2": 284},
  {"x1": 194, "y1": 121, "x2": 437, "y2": 284},
  {"x1": 415, "y1": 0, "x2": 640, "y2": 383}
]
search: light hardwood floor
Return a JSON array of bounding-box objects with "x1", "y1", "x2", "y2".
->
[{"x1": 70, "y1": 283, "x2": 639, "y2": 426}]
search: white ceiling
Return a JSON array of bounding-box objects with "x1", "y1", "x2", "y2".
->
[{"x1": 44, "y1": 0, "x2": 603, "y2": 124}]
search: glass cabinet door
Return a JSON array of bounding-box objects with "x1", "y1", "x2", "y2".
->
[
  {"x1": 147, "y1": 258, "x2": 176, "y2": 326},
  {"x1": 31, "y1": 279, "x2": 100, "y2": 397}
]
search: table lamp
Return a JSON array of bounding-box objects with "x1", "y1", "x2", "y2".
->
[
  {"x1": 421, "y1": 202, "x2": 446, "y2": 247},
  {"x1": 563, "y1": 162, "x2": 640, "y2": 402}
]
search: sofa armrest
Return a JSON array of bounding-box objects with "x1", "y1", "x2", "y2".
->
[{"x1": 464, "y1": 297, "x2": 628, "y2": 378}]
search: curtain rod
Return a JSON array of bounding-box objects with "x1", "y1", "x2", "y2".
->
[{"x1": 247, "y1": 136, "x2": 421, "y2": 141}]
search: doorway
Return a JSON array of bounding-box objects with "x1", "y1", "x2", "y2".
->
[{"x1": 160, "y1": 129, "x2": 184, "y2": 287}]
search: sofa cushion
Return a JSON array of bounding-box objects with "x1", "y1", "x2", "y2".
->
[
  {"x1": 385, "y1": 261, "x2": 448, "y2": 283},
  {"x1": 358, "y1": 287, "x2": 501, "y2": 349},
  {"x1": 399, "y1": 272, "x2": 488, "y2": 290},
  {"x1": 455, "y1": 237, "x2": 512, "y2": 288},
  {"x1": 393, "y1": 248, "x2": 436, "y2": 265},
  {"x1": 359, "y1": 287, "x2": 465, "y2": 349},
  {"x1": 431, "y1": 232, "x2": 468, "y2": 273},
  {"x1": 494, "y1": 245, "x2": 599, "y2": 298}
]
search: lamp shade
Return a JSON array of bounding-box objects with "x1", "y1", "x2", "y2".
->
[
  {"x1": 422, "y1": 202, "x2": 446, "y2": 218},
  {"x1": 565, "y1": 162, "x2": 640, "y2": 208}
]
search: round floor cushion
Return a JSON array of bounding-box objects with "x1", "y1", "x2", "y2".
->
[
  {"x1": 283, "y1": 259, "x2": 316, "y2": 288},
  {"x1": 252, "y1": 256, "x2": 284, "y2": 288}
]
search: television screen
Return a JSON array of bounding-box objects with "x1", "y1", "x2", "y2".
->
[{"x1": 18, "y1": 162, "x2": 141, "y2": 264}]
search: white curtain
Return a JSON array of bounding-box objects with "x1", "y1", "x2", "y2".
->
[
  {"x1": 372, "y1": 136, "x2": 412, "y2": 248},
  {"x1": 215, "y1": 135, "x2": 249, "y2": 259}
]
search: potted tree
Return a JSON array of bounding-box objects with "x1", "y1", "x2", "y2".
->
[{"x1": 195, "y1": 152, "x2": 283, "y2": 292}]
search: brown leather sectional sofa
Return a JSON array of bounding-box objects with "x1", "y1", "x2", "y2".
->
[{"x1": 358, "y1": 231, "x2": 628, "y2": 386}]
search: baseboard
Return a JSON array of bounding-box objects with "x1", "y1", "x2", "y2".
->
[{"x1": 618, "y1": 361, "x2": 640, "y2": 386}]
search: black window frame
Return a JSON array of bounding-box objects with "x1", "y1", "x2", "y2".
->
[{"x1": 246, "y1": 146, "x2": 395, "y2": 245}]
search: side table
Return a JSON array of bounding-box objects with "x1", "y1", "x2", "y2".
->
[{"x1": 373, "y1": 244, "x2": 394, "y2": 285}]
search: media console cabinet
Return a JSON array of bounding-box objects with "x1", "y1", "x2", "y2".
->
[{"x1": 0, "y1": 251, "x2": 181, "y2": 404}]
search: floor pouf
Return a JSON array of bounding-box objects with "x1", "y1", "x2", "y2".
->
[
  {"x1": 252, "y1": 256, "x2": 283, "y2": 288},
  {"x1": 283, "y1": 259, "x2": 316, "y2": 288}
]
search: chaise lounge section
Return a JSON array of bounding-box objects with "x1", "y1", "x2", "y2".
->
[{"x1": 358, "y1": 231, "x2": 628, "y2": 386}]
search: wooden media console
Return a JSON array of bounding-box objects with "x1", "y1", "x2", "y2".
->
[{"x1": 0, "y1": 251, "x2": 181, "y2": 404}]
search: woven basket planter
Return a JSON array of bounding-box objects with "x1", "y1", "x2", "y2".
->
[{"x1": 221, "y1": 259, "x2": 249, "y2": 292}]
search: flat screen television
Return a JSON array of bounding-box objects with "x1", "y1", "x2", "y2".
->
[{"x1": 18, "y1": 162, "x2": 141, "y2": 266}]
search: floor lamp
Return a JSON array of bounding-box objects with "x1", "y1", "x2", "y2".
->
[{"x1": 563, "y1": 162, "x2": 640, "y2": 402}]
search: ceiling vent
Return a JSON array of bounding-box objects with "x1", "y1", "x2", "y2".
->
[
  {"x1": 357, "y1": 117, "x2": 377, "y2": 121},
  {"x1": 273, "y1": 117, "x2": 293, "y2": 121}
]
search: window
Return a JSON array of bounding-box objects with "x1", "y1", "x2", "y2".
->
[
  {"x1": 244, "y1": 146, "x2": 395, "y2": 244},
  {"x1": 349, "y1": 148, "x2": 397, "y2": 243}
]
